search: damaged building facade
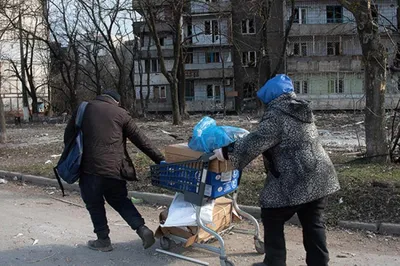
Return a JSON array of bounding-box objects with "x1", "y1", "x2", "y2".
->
[
  {"x1": 134, "y1": 0, "x2": 399, "y2": 112},
  {"x1": 287, "y1": 0, "x2": 400, "y2": 109}
]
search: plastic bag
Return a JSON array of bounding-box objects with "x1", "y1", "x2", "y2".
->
[
  {"x1": 188, "y1": 116, "x2": 249, "y2": 153},
  {"x1": 162, "y1": 193, "x2": 214, "y2": 227}
]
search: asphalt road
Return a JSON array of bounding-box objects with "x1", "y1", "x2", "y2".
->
[{"x1": 0, "y1": 182, "x2": 399, "y2": 266}]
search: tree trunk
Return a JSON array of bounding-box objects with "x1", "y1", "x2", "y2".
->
[
  {"x1": 170, "y1": 81, "x2": 181, "y2": 125},
  {"x1": 339, "y1": 0, "x2": 389, "y2": 162},
  {"x1": 0, "y1": 94, "x2": 7, "y2": 144},
  {"x1": 178, "y1": 47, "x2": 188, "y2": 118}
]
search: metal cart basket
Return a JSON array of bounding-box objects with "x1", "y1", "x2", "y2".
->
[{"x1": 150, "y1": 154, "x2": 265, "y2": 266}]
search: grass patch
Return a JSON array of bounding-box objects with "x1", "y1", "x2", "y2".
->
[{"x1": 2, "y1": 163, "x2": 55, "y2": 177}]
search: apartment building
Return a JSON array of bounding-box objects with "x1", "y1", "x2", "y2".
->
[
  {"x1": 133, "y1": 0, "x2": 237, "y2": 112},
  {"x1": 0, "y1": 0, "x2": 49, "y2": 115},
  {"x1": 286, "y1": 0, "x2": 400, "y2": 110}
]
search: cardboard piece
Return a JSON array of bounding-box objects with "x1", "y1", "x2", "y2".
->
[
  {"x1": 165, "y1": 143, "x2": 234, "y2": 173},
  {"x1": 204, "y1": 170, "x2": 241, "y2": 198},
  {"x1": 155, "y1": 197, "x2": 237, "y2": 247}
]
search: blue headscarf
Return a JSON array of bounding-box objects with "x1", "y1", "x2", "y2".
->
[{"x1": 257, "y1": 74, "x2": 294, "y2": 104}]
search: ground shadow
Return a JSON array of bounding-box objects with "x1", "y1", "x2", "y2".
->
[{"x1": 0, "y1": 240, "x2": 183, "y2": 266}]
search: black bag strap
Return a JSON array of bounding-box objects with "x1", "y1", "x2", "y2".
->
[{"x1": 53, "y1": 167, "x2": 65, "y2": 197}]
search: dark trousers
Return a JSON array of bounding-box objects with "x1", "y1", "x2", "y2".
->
[
  {"x1": 261, "y1": 198, "x2": 329, "y2": 266},
  {"x1": 79, "y1": 174, "x2": 145, "y2": 239}
]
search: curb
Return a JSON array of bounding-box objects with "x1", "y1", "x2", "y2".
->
[{"x1": 0, "y1": 170, "x2": 398, "y2": 235}]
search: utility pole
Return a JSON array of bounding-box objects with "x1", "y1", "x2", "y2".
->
[{"x1": 18, "y1": 9, "x2": 29, "y2": 121}]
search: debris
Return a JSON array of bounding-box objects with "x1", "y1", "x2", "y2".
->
[
  {"x1": 13, "y1": 176, "x2": 18, "y2": 181},
  {"x1": 339, "y1": 197, "x2": 344, "y2": 204},
  {"x1": 131, "y1": 197, "x2": 144, "y2": 204},
  {"x1": 50, "y1": 154, "x2": 62, "y2": 158},
  {"x1": 50, "y1": 197, "x2": 85, "y2": 208},
  {"x1": 14, "y1": 233, "x2": 23, "y2": 238},
  {"x1": 45, "y1": 160, "x2": 52, "y2": 164},
  {"x1": 32, "y1": 239, "x2": 39, "y2": 246},
  {"x1": 0, "y1": 179, "x2": 8, "y2": 184},
  {"x1": 337, "y1": 252, "x2": 356, "y2": 258},
  {"x1": 160, "y1": 130, "x2": 183, "y2": 140}
]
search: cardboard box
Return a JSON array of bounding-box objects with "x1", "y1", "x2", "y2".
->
[
  {"x1": 155, "y1": 197, "x2": 236, "y2": 247},
  {"x1": 165, "y1": 143, "x2": 234, "y2": 173},
  {"x1": 204, "y1": 170, "x2": 241, "y2": 198}
]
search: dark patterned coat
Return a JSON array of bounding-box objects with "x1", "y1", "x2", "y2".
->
[{"x1": 230, "y1": 93, "x2": 340, "y2": 208}]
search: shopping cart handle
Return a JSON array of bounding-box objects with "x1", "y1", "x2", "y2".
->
[{"x1": 200, "y1": 153, "x2": 215, "y2": 162}]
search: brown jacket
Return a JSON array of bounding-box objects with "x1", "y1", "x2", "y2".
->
[{"x1": 64, "y1": 96, "x2": 164, "y2": 179}]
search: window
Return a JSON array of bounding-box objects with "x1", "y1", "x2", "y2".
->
[
  {"x1": 207, "y1": 85, "x2": 221, "y2": 100},
  {"x1": 159, "y1": 37, "x2": 165, "y2": 46},
  {"x1": 144, "y1": 60, "x2": 150, "y2": 73},
  {"x1": 326, "y1": 6, "x2": 343, "y2": 23},
  {"x1": 293, "y1": 43, "x2": 307, "y2": 56},
  {"x1": 212, "y1": 20, "x2": 219, "y2": 42},
  {"x1": 205, "y1": 21, "x2": 211, "y2": 35},
  {"x1": 242, "y1": 19, "x2": 255, "y2": 34},
  {"x1": 206, "y1": 52, "x2": 220, "y2": 63},
  {"x1": 243, "y1": 82, "x2": 256, "y2": 98},
  {"x1": 293, "y1": 80, "x2": 309, "y2": 94},
  {"x1": 242, "y1": 51, "x2": 256, "y2": 67},
  {"x1": 327, "y1": 42, "x2": 341, "y2": 56},
  {"x1": 151, "y1": 59, "x2": 160, "y2": 72},
  {"x1": 154, "y1": 86, "x2": 167, "y2": 99},
  {"x1": 184, "y1": 52, "x2": 193, "y2": 64},
  {"x1": 185, "y1": 80, "x2": 195, "y2": 101},
  {"x1": 294, "y1": 7, "x2": 307, "y2": 24},
  {"x1": 328, "y1": 79, "x2": 344, "y2": 93},
  {"x1": 205, "y1": 20, "x2": 218, "y2": 36}
]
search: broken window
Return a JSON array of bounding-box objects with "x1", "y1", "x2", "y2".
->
[
  {"x1": 184, "y1": 52, "x2": 193, "y2": 64},
  {"x1": 159, "y1": 37, "x2": 165, "y2": 46},
  {"x1": 154, "y1": 86, "x2": 167, "y2": 99},
  {"x1": 326, "y1": 6, "x2": 343, "y2": 23},
  {"x1": 144, "y1": 60, "x2": 150, "y2": 73},
  {"x1": 151, "y1": 59, "x2": 160, "y2": 72},
  {"x1": 242, "y1": 19, "x2": 255, "y2": 34},
  {"x1": 294, "y1": 8, "x2": 307, "y2": 24},
  {"x1": 294, "y1": 43, "x2": 307, "y2": 56},
  {"x1": 207, "y1": 85, "x2": 221, "y2": 100},
  {"x1": 185, "y1": 80, "x2": 195, "y2": 101},
  {"x1": 205, "y1": 21, "x2": 211, "y2": 35},
  {"x1": 242, "y1": 51, "x2": 257, "y2": 66},
  {"x1": 327, "y1": 42, "x2": 341, "y2": 56}
]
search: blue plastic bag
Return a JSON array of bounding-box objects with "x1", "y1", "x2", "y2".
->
[{"x1": 188, "y1": 116, "x2": 249, "y2": 153}]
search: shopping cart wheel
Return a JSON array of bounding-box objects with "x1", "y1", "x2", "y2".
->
[
  {"x1": 160, "y1": 236, "x2": 172, "y2": 250},
  {"x1": 255, "y1": 238, "x2": 265, "y2": 254}
]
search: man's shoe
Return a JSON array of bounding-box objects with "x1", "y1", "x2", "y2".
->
[
  {"x1": 137, "y1": 225, "x2": 155, "y2": 249},
  {"x1": 87, "y1": 238, "x2": 113, "y2": 252},
  {"x1": 252, "y1": 263, "x2": 267, "y2": 266}
]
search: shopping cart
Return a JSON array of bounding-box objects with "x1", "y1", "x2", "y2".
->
[{"x1": 150, "y1": 154, "x2": 265, "y2": 266}]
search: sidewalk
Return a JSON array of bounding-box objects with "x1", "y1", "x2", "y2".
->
[{"x1": 0, "y1": 182, "x2": 399, "y2": 266}]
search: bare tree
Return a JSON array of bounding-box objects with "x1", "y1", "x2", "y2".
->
[
  {"x1": 338, "y1": 0, "x2": 389, "y2": 162},
  {"x1": 0, "y1": 86, "x2": 6, "y2": 144},
  {"x1": 78, "y1": 0, "x2": 137, "y2": 113},
  {"x1": 136, "y1": 0, "x2": 184, "y2": 125}
]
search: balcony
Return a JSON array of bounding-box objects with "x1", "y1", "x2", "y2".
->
[{"x1": 189, "y1": 1, "x2": 232, "y2": 15}]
